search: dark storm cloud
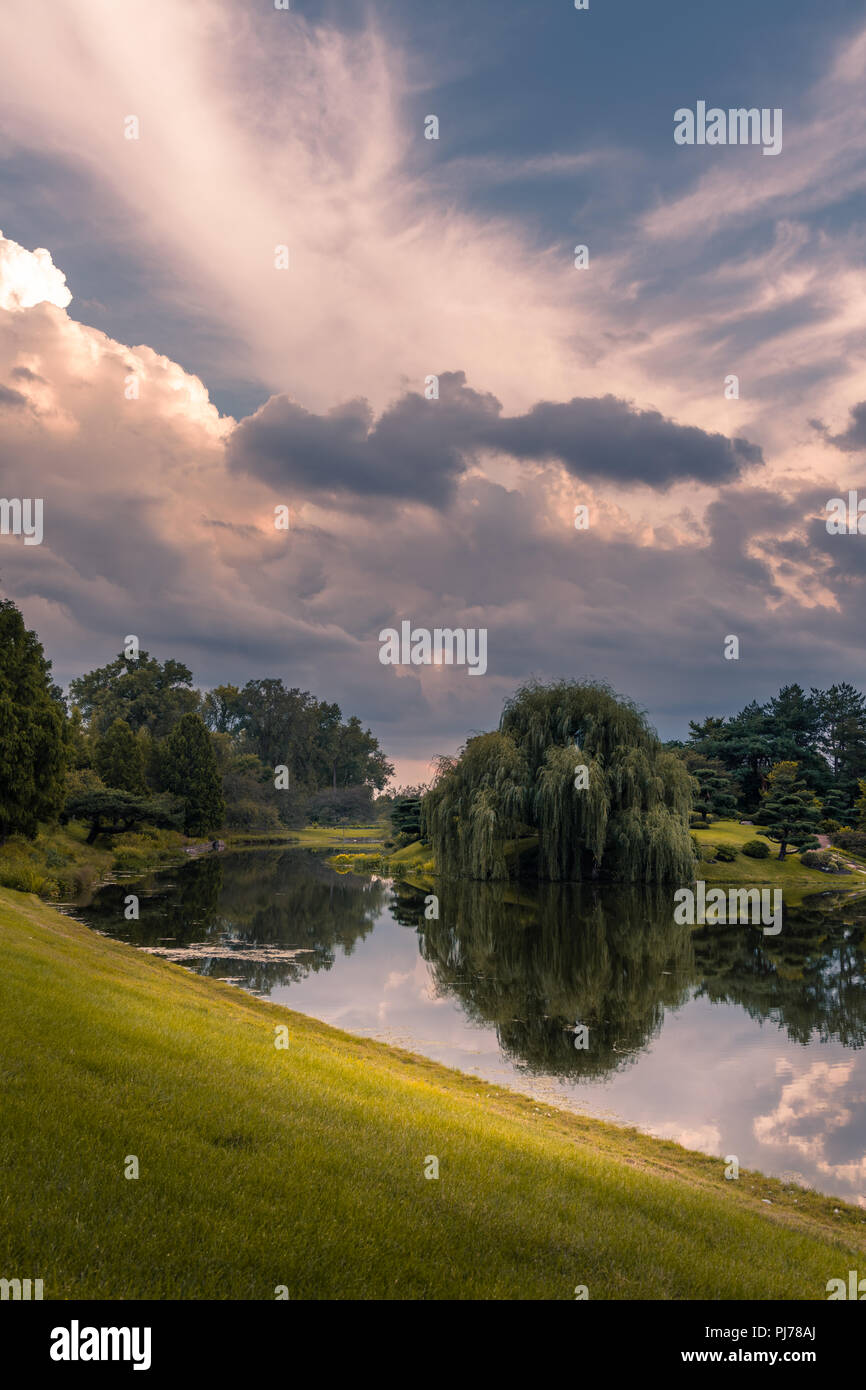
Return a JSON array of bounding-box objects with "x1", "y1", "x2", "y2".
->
[
  {"x1": 227, "y1": 371, "x2": 763, "y2": 503},
  {"x1": 492, "y1": 394, "x2": 762, "y2": 486},
  {"x1": 0, "y1": 382, "x2": 27, "y2": 407},
  {"x1": 822, "y1": 400, "x2": 866, "y2": 453},
  {"x1": 226, "y1": 373, "x2": 501, "y2": 506}
]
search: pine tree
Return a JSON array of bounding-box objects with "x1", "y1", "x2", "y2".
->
[
  {"x1": 821, "y1": 785, "x2": 855, "y2": 826},
  {"x1": 160, "y1": 713, "x2": 225, "y2": 835},
  {"x1": 759, "y1": 761, "x2": 821, "y2": 860},
  {"x1": 94, "y1": 718, "x2": 147, "y2": 794},
  {"x1": 0, "y1": 599, "x2": 67, "y2": 842}
]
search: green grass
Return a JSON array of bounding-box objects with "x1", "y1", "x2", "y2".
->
[
  {"x1": 1, "y1": 889, "x2": 863, "y2": 1300},
  {"x1": 286, "y1": 823, "x2": 387, "y2": 850},
  {"x1": 0, "y1": 821, "x2": 185, "y2": 900},
  {"x1": 691, "y1": 820, "x2": 866, "y2": 906}
]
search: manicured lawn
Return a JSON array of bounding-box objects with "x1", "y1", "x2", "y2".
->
[
  {"x1": 1, "y1": 888, "x2": 863, "y2": 1300},
  {"x1": 691, "y1": 820, "x2": 866, "y2": 906},
  {"x1": 287, "y1": 822, "x2": 387, "y2": 849}
]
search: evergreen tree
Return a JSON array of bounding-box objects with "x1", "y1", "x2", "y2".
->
[
  {"x1": 677, "y1": 751, "x2": 738, "y2": 823},
  {"x1": 64, "y1": 789, "x2": 182, "y2": 844},
  {"x1": 821, "y1": 785, "x2": 855, "y2": 826},
  {"x1": 390, "y1": 789, "x2": 426, "y2": 841},
  {"x1": 0, "y1": 599, "x2": 67, "y2": 841},
  {"x1": 759, "y1": 761, "x2": 822, "y2": 860},
  {"x1": 160, "y1": 714, "x2": 225, "y2": 835},
  {"x1": 813, "y1": 683, "x2": 866, "y2": 803},
  {"x1": 94, "y1": 718, "x2": 147, "y2": 794}
]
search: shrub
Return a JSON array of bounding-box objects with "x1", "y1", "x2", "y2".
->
[
  {"x1": 714, "y1": 844, "x2": 737, "y2": 862},
  {"x1": 112, "y1": 845, "x2": 152, "y2": 872},
  {"x1": 834, "y1": 830, "x2": 866, "y2": 855},
  {"x1": 68, "y1": 863, "x2": 100, "y2": 895},
  {"x1": 742, "y1": 839, "x2": 770, "y2": 859},
  {"x1": 0, "y1": 857, "x2": 59, "y2": 898},
  {"x1": 800, "y1": 849, "x2": 846, "y2": 873},
  {"x1": 224, "y1": 798, "x2": 282, "y2": 831}
]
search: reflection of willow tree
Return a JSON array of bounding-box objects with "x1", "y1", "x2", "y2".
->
[
  {"x1": 423, "y1": 680, "x2": 694, "y2": 883},
  {"x1": 693, "y1": 902, "x2": 866, "y2": 1047},
  {"x1": 393, "y1": 880, "x2": 694, "y2": 1079},
  {"x1": 79, "y1": 850, "x2": 387, "y2": 994}
]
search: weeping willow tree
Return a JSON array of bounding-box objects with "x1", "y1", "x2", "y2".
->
[{"x1": 423, "y1": 679, "x2": 695, "y2": 882}]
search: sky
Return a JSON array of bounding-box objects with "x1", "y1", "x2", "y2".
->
[{"x1": 1, "y1": 0, "x2": 866, "y2": 784}]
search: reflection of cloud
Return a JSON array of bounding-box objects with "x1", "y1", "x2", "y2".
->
[
  {"x1": 384, "y1": 969, "x2": 412, "y2": 991},
  {"x1": 654, "y1": 1122, "x2": 721, "y2": 1155},
  {"x1": 753, "y1": 1060, "x2": 866, "y2": 1192}
]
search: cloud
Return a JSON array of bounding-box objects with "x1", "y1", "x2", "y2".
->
[
  {"x1": 0, "y1": 232, "x2": 71, "y2": 311},
  {"x1": 2, "y1": 221, "x2": 866, "y2": 782},
  {"x1": 821, "y1": 400, "x2": 866, "y2": 453},
  {"x1": 229, "y1": 371, "x2": 763, "y2": 503},
  {"x1": 0, "y1": 382, "x2": 27, "y2": 407},
  {"x1": 227, "y1": 372, "x2": 501, "y2": 506}
]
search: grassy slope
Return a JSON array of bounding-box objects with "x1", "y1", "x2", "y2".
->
[
  {"x1": 1, "y1": 890, "x2": 864, "y2": 1300},
  {"x1": 0, "y1": 821, "x2": 187, "y2": 900},
  {"x1": 692, "y1": 820, "x2": 866, "y2": 906}
]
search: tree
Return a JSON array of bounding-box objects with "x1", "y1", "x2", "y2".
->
[
  {"x1": 759, "y1": 761, "x2": 822, "y2": 860},
  {"x1": 306, "y1": 784, "x2": 374, "y2": 833},
  {"x1": 69, "y1": 650, "x2": 198, "y2": 737},
  {"x1": 821, "y1": 785, "x2": 855, "y2": 826},
  {"x1": 813, "y1": 683, "x2": 866, "y2": 802},
  {"x1": 160, "y1": 714, "x2": 226, "y2": 835},
  {"x1": 63, "y1": 789, "x2": 182, "y2": 844},
  {"x1": 201, "y1": 684, "x2": 244, "y2": 735},
  {"x1": 856, "y1": 779, "x2": 866, "y2": 830},
  {"x1": 334, "y1": 715, "x2": 394, "y2": 790},
  {"x1": 676, "y1": 751, "x2": 738, "y2": 823},
  {"x1": 236, "y1": 679, "x2": 319, "y2": 781},
  {"x1": 424, "y1": 680, "x2": 694, "y2": 883},
  {"x1": 390, "y1": 788, "x2": 426, "y2": 842},
  {"x1": 236, "y1": 680, "x2": 393, "y2": 791},
  {"x1": 0, "y1": 599, "x2": 67, "y2": 841},
  {"x1": 94, "y1": 718, "x2": 147, "y2": 794}
]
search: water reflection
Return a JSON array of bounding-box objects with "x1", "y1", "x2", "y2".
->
[
  {"x1": 73, "y1": 848, "x2": 866, "y2": 1202},
  {"x1": 82, "y1": 850, "x2": 388, "y2": 993}
]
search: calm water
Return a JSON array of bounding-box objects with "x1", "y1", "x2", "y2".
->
[{"x1": 73, "y1": 848, "x2": 866, "y2": 1206}]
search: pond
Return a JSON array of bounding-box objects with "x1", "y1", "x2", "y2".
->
[{"x1": 71, "y1": 847, "x2": 866, "y2": 1207}]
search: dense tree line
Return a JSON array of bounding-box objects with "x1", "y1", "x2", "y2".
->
[
  {"x1": 0, "y1": 601, "x2": 393, "y2": 845},
  {"x1": 676, "y1": 682, "x2": 866, "y2": 830}
]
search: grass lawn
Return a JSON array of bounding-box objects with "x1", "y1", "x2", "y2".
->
[
  {"x1": 690, "y1": 820, "x2": 866, "y2": 906},
  {"x1": 286, "y1": 822, "x2": 387, "y2": 850},
  {"x1": 1, "y1": 888, "x2": 864, "y2": 1300}
]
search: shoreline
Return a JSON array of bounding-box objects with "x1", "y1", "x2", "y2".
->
[{"x1": 1, "y1": 885, "x2": 864, "y2": 1299}]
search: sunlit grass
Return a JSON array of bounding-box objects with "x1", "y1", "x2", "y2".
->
[
  {"x1": 691, "y1": 820, "x2": 866, "y2": 906},
  {"x1": 1, "y1": 888, "x2": 863, "y2": 1300}
]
